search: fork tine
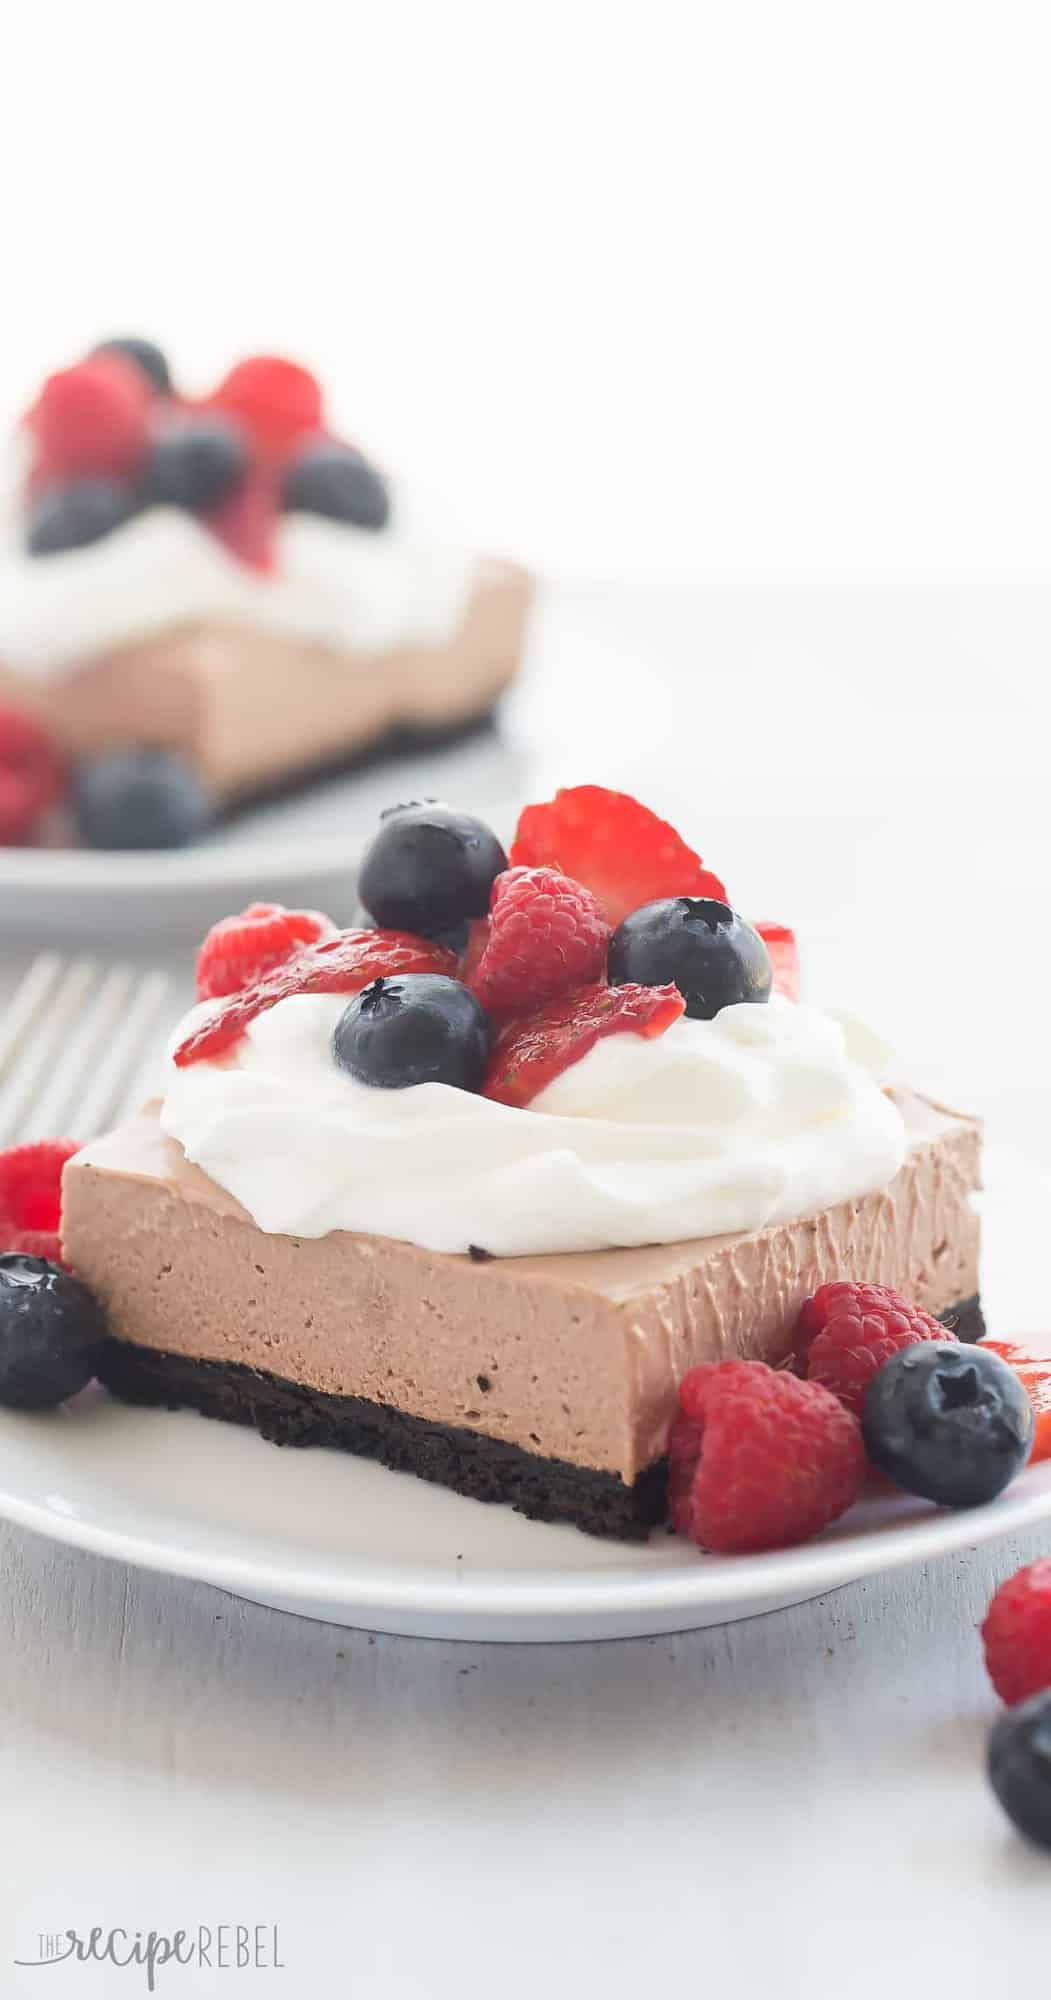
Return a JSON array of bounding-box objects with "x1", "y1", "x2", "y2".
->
[
  {"x1": 0, "y1": 958, "x2": 101, "y2": 1146},
  {"x1": 0, "y1": 955, "x2": 66, "y2": 1087},
  {"x1": 0, "y1": 959, "x2": 176, "y2": 1149},
  {"x1": 75, "y1": 970, "x2": 173, "y2": 1139},
  {"x1": 26, "y1": 964, "x2": 139, "y2": 1141}
]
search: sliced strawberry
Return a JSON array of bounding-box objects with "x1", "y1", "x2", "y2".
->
[
  {"x1": 983, "y1": 1342, "x2": 1051, "y2": 1464},
  {"x1": 756, "y1": 922, "x2": 800, "y2": 1001},
  {"x1": 207, "y1": 463, "x2": 280, "y2": 572},
  {"x1": 509, "y1": 785, "x2": 726, "y2": 927},
  {"x1": 196, "y1": 902, "x2": 336, "y2": 1000},
  {"x1": 483, "y1": 980, "x2": 684, "y2": 1109},
  {"x1": 175, "y1": 929, "x2": 459, "y2": 1067}
]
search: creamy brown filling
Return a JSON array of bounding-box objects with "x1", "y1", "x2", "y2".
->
[
  {"x1": 62, "y1": 1089, "x2": 980, "y2": 1484},
  {"x1": 0, "y1": 560, "x2": 531, "y2": 797}
]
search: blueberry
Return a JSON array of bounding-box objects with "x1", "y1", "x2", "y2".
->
[
  {"x1": 0, "y1": 1255, "x2": 108, "y2": 1410},
  {"x1": 607, "y1": 898, "x2": 772, "y2": 1019},
  {"x1": 74, "y1": 749, "x2": 212, "y2": 851},
  {"x1": 27, "y1": 479, "x2": 138, "y2": 556},
  {"x1": 93, "y1": 336, "x2": 172, "y2": 396},
  {"x1": 862, "y1": 1343, "x2": 1033, "y2": 1507},
  {"x1": 142, "y1": 414, "x2": 249, "y2": 512},
  {"x1": 333, "y1": 974, "x2": 492, "y2": 1090},
  {"x1": 358, "y1": 802, "x2": 507, "y2": 936},
  {"x1": 989, "y1": 1693, "x2": 1051, "y2": 1851},
  {"x1": 283, "y1": 440, "x2": 390, "y2": 530}
]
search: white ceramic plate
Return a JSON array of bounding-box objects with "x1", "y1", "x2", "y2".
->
[{"x1": 0, "y1": 1149, "x2": 1045, "y2": 1642}]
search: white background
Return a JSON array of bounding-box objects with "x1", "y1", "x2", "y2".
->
[
  {"x1": 2, "y1": 0, "x2": 1050, "y2": 583},
  {"x1": 2, "y1": 7, "x2": 1051, "y2": 1995}
]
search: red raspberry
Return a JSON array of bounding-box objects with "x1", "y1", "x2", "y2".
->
[
  {"x1": 207, "y1": 464, "x2": 279, "y2": 572},
  {"x1": 471, "y1": 867, "x2": 610, "y2": 1020},
  {"x1": 27, "y1": 353, "x2": 152, "y2": 481},
  {"x1": 669, "y1": 1359, "x2": 866, "y2": 1553},
  {"x1": 482, "y1": 979, "x2": 684, "y2": 1109},
  {"x1": 983, "y1": 1561, "x2": 1051, "y2": 1705},
  {"x1": 798, "y1": 1281, "x2": 955, "y2": 1416},
  {"x1": 175, "y1": 929, "x2": 460, "y2": 1067},
  {"x1": 196, "y1": 902, "x2": 336, "y2": 1000},
  {"x1": 0, "y1": 709, "x2": 66, "y2": 845},
  {"x1": 0, "y1": 1141, "x2": 79, "y2": 1270},
  {"x1": 510, "y1": 785, "x2": 726, "y2": 927},
  {"x1": 755, "y1": 921, "x2": 799, "y2": 1001},
  {"x1": 6, "y1": 1227, "x2": 65, "y2": 1265},
  {"x1": 213, "y1": 356, "x2": 323, "y2": 456}
]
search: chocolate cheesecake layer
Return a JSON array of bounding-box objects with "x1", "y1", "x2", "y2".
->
[
  {"x1": 0, "y1": 560, "x2": 531, "y2": 800},
  {"x1": 95, "y1": 1293, "x2": 985, "y2": 1541},
  {"x1": 62, "y1": 1091, "x2": 981, "y2": 1502}
]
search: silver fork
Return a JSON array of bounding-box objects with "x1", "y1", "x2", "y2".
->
[{"x1": 0, "y1": 956, "x2": 174, "y2": 1145}]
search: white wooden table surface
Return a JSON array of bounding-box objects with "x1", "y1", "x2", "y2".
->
[{"x1": 2, "y1": 581, "x2": 1050, "y2": 1998}]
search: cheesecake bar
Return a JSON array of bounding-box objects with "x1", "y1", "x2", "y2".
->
[
  {"x1": 64, "y1": 1089, "x2": 980, "y2": 1539},
  {"x1": 0, "y1": 339, "x2": 529, "y2": 833},
  {"x1": 56, "y1": 783, "x2": 984, "y2": 1542}
]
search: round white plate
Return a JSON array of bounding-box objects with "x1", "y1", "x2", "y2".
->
[
  {"x1": 1, "y1": 1392, "x2": 1050, "y2": 1642},
  {"x1": 0, "y1": 1151, "x2": 1045, "y2": 1642}
]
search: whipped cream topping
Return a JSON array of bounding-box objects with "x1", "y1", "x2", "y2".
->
[
  {"x1": 0, "y1": 489, "x2": 479, "y2": 679},
  {"x1": 159, "y1": 992, "x2": 908, "y2": 1258}
]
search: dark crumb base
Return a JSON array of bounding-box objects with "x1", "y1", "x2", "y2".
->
[
  {"x1": 96, "y1": 1339, "x2": 669, "y2": 1542},
  {"x1": 96, "y1": 1292, "x2": 985, "y2": 1542},
  {"x1": 938, "y1": 1295, "x2": 986, "y2": 1343},
  {"x1": 218, "y1": 705, "x2": 500, "y2": 823}
]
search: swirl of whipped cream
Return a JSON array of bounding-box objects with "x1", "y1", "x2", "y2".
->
[
  {"x1": 159, "y1": 992, "x2": 908, "y2": 1258},
  {"x1": 0, "y1": 484, "x2": 478, "y2": 679}
]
